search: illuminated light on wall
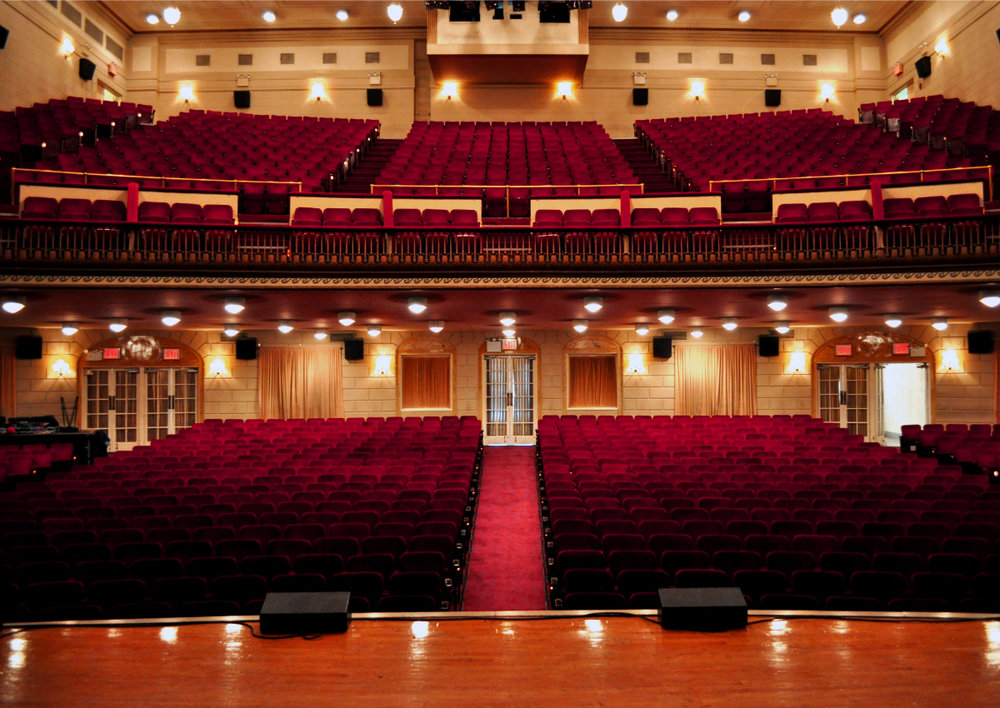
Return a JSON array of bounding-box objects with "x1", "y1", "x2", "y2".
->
[
  {"x1": 939, "y1": 349, "x2": 962, "y2": 373},
  {"x1": 689, "y1": 80, "x2": 706, "y2": 100},
  {"x1": 209, "y1": 358, "x2": 230, "y2": 377},
  {"x1": 310, "y1": 83, "x2": 327, "y2": 101},
  {"x1": 935, "y1": 38, "x2": 949, "y2": 55},
  {"x1": 373, "y1": 354, "x2": 393, "y2": 377},
  {"x1": 60, "y1": 38, "x2": 75, "y2": 57},
  {"x1": 820, "y1": 83, "x2": 836, "y2": 101},
  {"x1": 787, "y1": 351, "x2": 807, "y2": 374},
  {"x1": 51, "y1": 359, "x2": 73, "y2": 379},
  {"x1": 178, "y1": 85, "x2": 195, "y2": 102},
  {"x1": 556, "y1": 82, "x2": 573, "y2": 100},
  {"x1": 442, "y1": 81, "x2": 458, "y2": 100},
  {"x1": 625, "y1": 352, "x2": 647, "y2": 375}
]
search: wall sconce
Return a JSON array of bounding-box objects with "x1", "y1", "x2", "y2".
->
[
  {"x1": 934, "y1": 38, "x2": 949, "y2": 56},
  {"x1": 178, "y1": 85, "x2": 195, "y2": 103},
  {"x1": 556, "y1": 82, "x2": 573, "y2": 100},
  {"x1": 787, "y1": 351, "x2": 807, "y2": 374},
  {"x1": 310, "y1": 82, "x2": 327, "y2": 101},
  {"x1": 208, "y1": 358, "x2": 230, "y2": 377},
  {"x1": 939, "y1": 349, "x2": 962, "y2": 373},
  {"x1": 625, "y1": 352, "x2": 647, "y2": 375},
  {"x1": 60, "y1": 38, "x2": 75, "y2": 58},
  {"x1": 442, "y1": 81, "x2": 458, "y2": 100},
  {"x1": 689, "y1": 80, "x2": 705, "y2": 100},
  {"x1": 373, "y1": 355, "x2": 393, "y2": 377},
  {"x1": 51, "y1": 359, "x2": 73, "y2": 379},
  {"x1": 820, "y1": 83, "x2": 836, "y2": 102}
]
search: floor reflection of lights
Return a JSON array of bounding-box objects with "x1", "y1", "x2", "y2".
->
[
  {"x1": 578, "y1": 619, "x2": 605, "y2": 646},
  {"x1": 409, "y1": 621, "x2": 431, "y2": 662},
  {"x1": 985, "y1": 621, "x2": 1000, "y2": 669},
  {"x1": 159, "y1": 627, "x2": 178, "y2": 644}
]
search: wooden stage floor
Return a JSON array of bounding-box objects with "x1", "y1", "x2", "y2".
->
[{"x1": 4, "y1": 610, "x2": 1000, "y2": 706}]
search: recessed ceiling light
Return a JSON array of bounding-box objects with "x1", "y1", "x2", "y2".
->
[
  {"x1": 829, "y1": 307, "x2": 849, "y2": 323},
  {"x1": 163, "y1": 6, "x2": 181, "y2": 25},
  {"x1": 428, "y1": 320, "x2": 444, "y2": 334},
  {"x1": 722, "y1": 318, "x2": 739, "y2": 331},
  {"x1": 657, "y1": 309, "x2": 675, "y2": 325},
  {"x1": 408, "y1": 297, "x2": 427, "y2": 314},
  {"x1": 738, "y1": 10, "x2": 751, "y2": 22},
  {"x1": 831, "y1": 7, "x2": 848, "y2": 27},
  {"x1": 262, "y1": 10, "x2": 276, "y2": 23},
  {"x1": 146, "y1": 13, "x2": 160, "y2": 25},
  {"x1": 573, "y1": 320, "x2": 588, "y2": 333},
  {"x1": 666, "y1": 9, "x2": 678, "y2": 21},
  {"x1": 932, "y1": 318, "x2": 949, "y2": 331},
  {"x1": 502, "y1": 328, "x2": 517, "y2": 338},
  {"x1": 336, "y1": 9, "x2": 349, "y2": 21},
  {"x1": 314, "y1": 331, "x2": 328, "y2": 341},
  {"x1": 584, "y1": 296, "x2": 603, "y2": 313},
  {"x1": 767, "y1": 294, "x2": 788, "y2": 312},
  {"x1": 223, "y1": 327, "x2": 240, "y2": 338},
  {"x1": 161, "y1": 310, "x2": 181, "y2": 327},
  {"x1": 979, "y1": 290, "x2": 1000, "y2": 308},
  {"x1": 109, "y1": 319, "x2": 128, "y2": 333},
  {"x1": 387, "y1": 3, "x2": 403, "y2": 23},
  {"x1": 690, "y1": 330, "x2": 704, "y2": 338},
  {"x1": 338, "y1": 311, "x2": 356, "y2": 326},
  {"x1": 61, "y1": 323, "x2": 79, "y2": 336},
  {"x1": 367, "y1": 325, "x2": 382, "y2": 337},
  {"x1": 612, "y1": 3, "x2": 628, "y2": 23},
  {"x1": 2, "y1": 295, "x2": 25, "y2": 314},
  {"x1": 499, "y1": 311, "x2": 517, "y2": 327},
  {"x1": 278, "y1": 322, "x2": 294, "y2": 334},
  {"x1": 884, "y1": 315, "x2": 903, "y2": 328},
  {"x1": 853, "y1": 13, "x2": 867, "y2": 25},
  {"x1": 774, "y1": 322, "x2": 791, "y2": 335},
  {"x1": 224, "y1": 297, "x2": 245, "y2": 314},
  {"x1": 635, "y1": 324, "x2": 649, "y2": 336}
]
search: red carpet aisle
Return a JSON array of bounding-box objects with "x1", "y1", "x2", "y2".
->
[{"x1": 461, "y1": 446, "x2": 548, "y2": 610}]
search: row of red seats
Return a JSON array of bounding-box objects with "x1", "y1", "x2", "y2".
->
[{"x1": 18, "y1": 196, "x2": 237, "y2": 225}]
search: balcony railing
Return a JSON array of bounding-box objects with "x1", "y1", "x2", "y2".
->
[{"x1": 1, "y1": 214, "x2": 997, "y2": 273}]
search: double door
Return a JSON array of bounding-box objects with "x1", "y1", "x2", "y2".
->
[
  {"x1": 85, "y1": 367, "x2": 198, "y2": 451},
  {"x1": 483, "y1": 354, "x2": 536, "y2": 445},
  {"x1": 818, "y1": 363, "x2": 929, "y2": 443}
]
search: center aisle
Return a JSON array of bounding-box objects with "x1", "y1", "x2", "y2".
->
[{"x1": 461, "y1": 446, "x2": 548, "y2": 611}]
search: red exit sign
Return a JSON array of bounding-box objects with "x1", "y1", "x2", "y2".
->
[{"x1": 103, "y1": 347, "x2": 121, "y2": 360}]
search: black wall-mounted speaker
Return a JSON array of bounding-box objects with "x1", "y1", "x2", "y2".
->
[
  {"x1": 658, "y1": 587, "x2": 748, "y2": 631},
  {"x1": 367, "y1": 88, "x2": 383, "y2": 107},
  {"x1": 234, "y1": 90, "x2": 251, "y2": 109},
  {"x1": 259, "y1": 592, "x2": 350, "y2": 635},
  {"x1": 632, "y1": 88, "x2": 648, "y2": 106},
  {"x1": 235, "y1": 338, "x2": 258, "y2": 360},
  {"x1": 653, "y1": 336, "x2": 672, "y2": 360},
  {"x1": 0, "y1": 24, "x2": 9, "y2": 50},
  {"x1": 758, "y1": 334, "x2": 780, "y2": 357},
  {"x1": 344, "y1": 339, "x2": 364, "y2": 361},
  {"x1": 915, "y1": 55, "x2": 932, "y2": 78},
  {"x1": 15, "y1": 335, "x2": 42, "y2": 360},
  {"x1": 539, "y1": 1, "x2": 570, "y2": 23},
  {"x1": 449, "y1": 1, "x2": 481, "y2": 22},
  {"x1": 968, "y1": 330, "x2": 995, "y2": 354},
  {"x1": 764, "y1": 88, "x2": 781, "y2": 107},
  {"x1": 78, "y1": 58, "x2": 96, "y2": 81}
]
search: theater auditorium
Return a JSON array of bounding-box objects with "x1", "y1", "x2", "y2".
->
[{"x1": 2, "y1": 1, "x2": 1000, "y2": 704}]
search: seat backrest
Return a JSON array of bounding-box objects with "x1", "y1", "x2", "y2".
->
[
  {"x1": 292, "y1": 207, "x2": 323, "y2": 225},
  {"x1": 57, "y1": 198, "x2": 92, "y2": 220},
  {"x1": 837, "y1": 200, "x2": 873, "y2": 221},
  {"x1": 319, "y1": 207, "x2": 351, "y2": 225},
  {"x1": 913, "y1": 195, "x2": 949, "y2": 216},
  {"x1": 393, "y1": 208, "x2": 422, "y2": 226},
  {"x1": 775, "y1": 203, "x2": 809, "y2": 223},
  {"x1": 533, "y1": 209, "x2": 563, "y2": 226},
  {"x1": 421, "y1": 208, "x2": 450, "y2": 226},
  {"x1": 562, "y1": 209, "x2": 592, "y2": 226},
  {"x1": 138, "y1": 201, "x2": 172, "y2": 222},
  {"x1": 590, "y1": 208, "x2": 620, "y2": 226},
  {"x1": 947, "y1": 193, "x2": 981, "y2": 215},
  {"x1": 882, "y1": 197, "x2": 915, "y2": 219},
  {"x1": 449, "y1": 209, "x2": 479, "y2": 226},
  {"x1": 806, "y1": 202, "x2": 840, "y2": 222},
  {"x1": 629, "y1": 207, "x2": 661, "y2": 225},
  {"x1": 688, "y1": 207, "x2": 720, "y2": 225},
  {"x1": 90, "y1": 199, "x2": 127, "y2": 221},
  {"x1": 171, "y1": 203, "x2": 203, "y2": 223},
  {"x1": 202, "y1": 204, "x2": 234, "y2": 224},
  {"x1": 351, "y1": 208, "x2": 382, "y2": 225},
  {"x1": 21, "y1": 196, "x2": 59, "y2": 219}
]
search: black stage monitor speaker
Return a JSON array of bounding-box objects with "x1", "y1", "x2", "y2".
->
[
  {"x1": 259, "y1": 592, "x2": 350, "y2": 635},
  {"x1": 15, "y1": 335, "x2": 43, "y2": 360},
  {"x1": 759, "y1": 334, "x2": 780, "y2": 357},
  {"x1": 915, "y1": 55, "x2": 932, "y2": 78},
  {"x1": 653, "y1": 336, "x2": 672, "y2": 360},
  {"x1": 234, "y1": 90, "x2": 251, "y2": 109},
  {"x1": 764, "y1": 89, "x2": 781, "y2": 107},
  {"x1": 344, "y1": 339, "x2": 364, "y2": 361},
  {"x1": 658, "y1": 587, "x2": 748, "y2": 631},
  {"x1": 79, "y1": 58, "x2": 96, "y2": 81},
  {"x1": 367, "y1": 88, "x2": 383, "y2": 107},
  {"x1": 968, "y1": 330, "x2": 995, "y2": 354},
  {"x1": 235, "y1": 338, "x2": 258, "y2": 360},
  {"x1": 0, "y1": 24, "x2": 9, "y2": 50},
  {"x1": 632, "y1": 88, "x2": 648, "y2": 106}
]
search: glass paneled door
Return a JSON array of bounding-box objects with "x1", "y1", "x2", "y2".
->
[
  {"x1": 145, "y1": 368, "x2": 198, "y2": 442},
  {"x1": 483, "y1": 354, "x2": 536, "y2": 444},
  {"x1": 817, "y1": 364, "x2": 871, "y2": 439},
  {"x1": 85, "y1": 368, "x2": 138, "y2": 451}
]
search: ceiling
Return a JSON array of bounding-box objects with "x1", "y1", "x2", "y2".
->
[
  {"x1": 103, "y1": 1, "x2": 909, "y2": 35},
  {"x1": 5, "y1": 280, "x2": 997, "y2": 336}
]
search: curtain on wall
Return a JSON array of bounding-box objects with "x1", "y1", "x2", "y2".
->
[
  {"x1": 259, "y1": 347, "x2": 343, "y2": 419},
  {"x1": 0, "y1": 348, "x2": 15, "y2": 418},
  {"x1": 675, "y1": 343, "x2": 757, "y2": 415},
  {"x1": 400, "y1": 355, "x2": 451, "y2": 409},
  {"x1": 568, "y1": 355, "x2": 618, "y2": 408}
]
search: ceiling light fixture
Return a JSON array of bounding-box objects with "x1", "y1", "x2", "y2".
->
[
  {"x1": 162, "y1": 6, "x2": 181, "y2": 26},
  {"x1": 722, "y1": 318, "x2": 739, "y2": 331},
  {"x1": 738, "y1": 10, "x2": 751, "y2": 23},
  {"x1": 657, "y1": 309, "x2": 676, "y2": 325},
  {"x1": 387, "y1": 3, "x2": 403, "y2": 23},
  {"x1": 979, "y1": 290, "x2": 1000, "y2": 308},
  {"x1": 774, "y1": 322, "x2": 791, "y2": 335},
  {"x1": 666, "y1": 9, "x2": 678, "y2": 21},
  {"x1": 160, "y1": 310, "x2": 181, "y2": 327},
  {"x1": 499, "y1": 312, "x2": 517, "y2": 327},
  {"x1": 223, "y1": 327, "x2": 240, "y2": 337},
  {"x1": 612, "y1": 3, "x2": 628, "y2": 23},
  {"x1": 336, "y1": 9, "x2": 349, "y2": 21},
  {"x1": 932, "y1": 318, "x2": 949, "y2": 331},
  {"x1": 829, "y1": 307, "x2": 849, "y2": 323},
  {"x1": 262, "y1": 10, "x2": 276, "y2": 23},
  {"x1": 502, "y1": 328, "x2": 517, "y2": 338},
  {"x1": 690, "y1": 330, "x2": 704, "y2": 338},
  {"x1": 224, "y1": 297, "x2": 245, "y2": 314},
  {"x1": 635, "y1": 324, "x2": 649, "y2": 336},
  {"x1": 2, "y1": 296, "x2": 25, "y2": 314},
  {"x1": 146, "y1": 13, "x2": 160, "y2": 25},
  {"x1": 852, "y1": 13, "x2": 867, "y2": 25},
  {"x1": 314, "y1": 331, "x2": 328, "y2": 341},
  {"x1": 338, "y1": 312, "x2": 356, "y2": 326},
  {"x1": 884, "y1": 315, "x2": 903, "y2": 329},
  {"x1": 573, "y1": 320, "x2": 588, "y2": 333},
  {"x1": 367, "y1": 325, "x2": 382, "y2": 337},
  {"x1": 278, "y1": 322, "x2": 294, "y2": 334},
  {"x1": 767, "y1": 294, "x2": 788, "y2": 312},
  {"x1": 61, "y1": 323, "x2": 79, "y2": 336},
  {"x1": 831, "y1": 7, "x2": 848, "y2": 27},
  {"x1": 584, "y1": 296, "x2": 603, "y2": 313},
  {"x1": 109, "y1": 319, "x2": 128, "y2": 333},
  {"x1": 428, "y1": 321, "x2": 444, "y2": 334},
  {"x1": 408, "y1": 297, "x2": 427, "y2": 314}
]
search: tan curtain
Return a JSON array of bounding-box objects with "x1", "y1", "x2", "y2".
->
[
  {"x1": 568, "y1": 355, "x2": 617, "y2": 408},
  {"x1": 0, "y1": 348, "x2": 15, "y2": 418},
  {"x1": 401, "y1": 355, "x2": 451, "y2": 409},
  {"x1": 675, "y1": 343, "x2": 757, "y2": 415},
  {"x1": 258, "y1": 347, "x2": 344, "y2": 419}
]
